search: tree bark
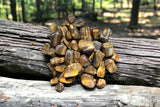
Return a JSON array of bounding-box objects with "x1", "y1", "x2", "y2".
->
[
  {"x1": 36, "y1": 0, "x2": 42, "y2": 22},
  {"x1": 129, "y1": 0, "x2": 140, "y2": 29},
  {"x1": 92, "y1": 0, "x2": 95, "y2": 12},
  {"x1": 81, "y1": 0, "x2": 85, "y2": 11},
  {"x1": 10, "y1": 0, "x2": 17, "y2": 21},
  {"x1": 0, "y1": 76, "x2": 160, "y2": 107},
  {"x1": 0, "y1": 19, "x2": 160, "y2": 87},
  {"x1": 21, "y1": 0, "x2": 26, "y2": 22}
]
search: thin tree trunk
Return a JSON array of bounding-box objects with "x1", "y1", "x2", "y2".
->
[
  {"x1": 21, "y1": 0, "x2": 26, "y2": 22},
  {"x1": 129, "y1": 0, "x2": 140, "y2": 29},
  {"x1": 18, "y1": 0, "x2": 21, "y2": 22},
  {"x1": 120, "y1": 0, "x2": 123, "y2": 9},
  {"x1": 82, "y1": 0, "x2": 85, "y2": 11},
  {"x1": 36, "y1": 0, "x2": 42, "y2": 22},
  {"x1": 92, "y1": 0, "x2": 95, "y2": 12},
  {"x1": 10, "y1": 0, "x2": 17, "y2": 21},
  {"x1": 100, "y1": 0, "x2": 102, "y2": 9}
]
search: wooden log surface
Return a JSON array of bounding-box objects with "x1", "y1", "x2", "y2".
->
[
  {"x1": 0, "y1": 19, "x2": 160, "y2": 86},
  {"x1": 0, "y1": 76, "x2": 160, "y2": 107}
]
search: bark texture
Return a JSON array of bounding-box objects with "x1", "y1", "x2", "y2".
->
[
  {"x1": 0, "y1": 76, "x2": 160, "y2": 107},
  {"x1": 0, "y1": 19, "x2": 160, "y2": 86}
]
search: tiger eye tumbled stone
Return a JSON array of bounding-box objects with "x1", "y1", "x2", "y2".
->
[
  {"x1": 47, "y1": 63, "x2": 57, "y2": 77},
  {"x1": 73, "y1": 51, "x2": 80, "y2": 63},
  {"x1": 105, "y1": 59, "x2": 117, "y2": 73},
  {"x1": 97, "y1": 61, "x2": 105, "y2": 78},
  {"x1": 50, "y1": 57, "x2": 64, "y2": 65},
  {"x1": 65, "y1": 50, "x2": 73, "y2": 65},
  {"x1": 64, "y1": 63, "x2": 83, "y2": 78},
  {"x1": 84, "y1": 65, "x2": 96, "y2": 75},
  {"x1": 55, "y1": 64, "x2": 66, "y2": 72},
  {"x1": 72, "y1": 28, "x2": 81, "y2": 40},
  {"x1": 89, "y1": 52, "x2": 95, "y2": 63},
  {"x1": 42, "y1": 43, "x2": 56, "y2": 57},
  {"x1": 59, "y1": 71, "x2": 75, "y2": 84},
  {"x1": 78, "y1": 40, "x2": 95, "y2": 55},
  {"x1": 102, "y1": 42, "x2": 114, "y2": 57},
  {"x1": 111, "y1": 53, "x2": 119, "y2": 62},
  {"x1": 50, "y1": 32, "x2": 62, "y2": 48},
  {"x1": 55, "y1": 45, "x2": 67, "y2": 56},
  {"x1": 71, "y1": 40, "x2": 78, "y2": 51},
  {"x1": 96, "y1": 79, "x2": 106, "y2": 89},
  {"x1": 61, "y1": 20, "x2": 69, "y2": 26},
  {"x1": 92, "y1": 27, "x2": 99, "y2": 40},
  {"x1": 80, "y1": 26, "x2": 92, "y2": 41},
  {"x1": 100, "y1": 28, "x2": 112, "y2": 42},
  {"x1": 74, "y1": 18, "x2": 85, "y2": 27},
  {"x1": 68, "y1": 14, "x2": 75, "y2": 23},
  {"x1": 65, "y1": 31, "x2": 72, "y2": 40},
  {"x1": 80, "y1": 54, "x2": 90, "y2": 67},
  {"x1": 61, "y1": 37, "x2": 71, "y2": 49},
  {"x1": 93, "y1": 41, "x2": 102, "y2": 50},
  {"x1": 55, "y1": 83, "x2": 64, "y2": 92},
  {"x1": 60, "y1": 26, "x2": 68, "y2": 37},
  {"x1": 50, "y1": 23, "x2": 58, "y2": 33},
  {"x1": 81, "y1": 73, "x2": 96, "y2": 89},
  {"x1": 50, "y1": 77, "x2": 58, "y2": 86},
  {"x1": 93, "y1": 50, "x2": 105, "y2": 68}
]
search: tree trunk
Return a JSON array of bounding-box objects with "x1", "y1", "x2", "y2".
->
[
  {"x1": 82, "y1": 0, "x2": 85, "y2": 11},
  {"x1": 0, "y1": 19, "x2": 160, "y2": 87},
  {"x1": 100, "y1": 0, "x2": 102, "y2": 9},
  {"x1": 21, "y1": 0, "x2": 26, "y2": 22},
  {"x1": 120, "y1": 0, "x2": 123, "y2": 9},
  {"x1": 10, "y1": 0, "x2": 17, "y2": 21},
  {"x1": 0, "y1": 76, "x2": 160, "y2": 107},
  {"x1": 129, "y1": 0, "x2": 140, "y2": 29},
  {"x1": 36, "y1": 0, "x2": 42, "y2": 22},
  {"x1": 92, "y1": 0, "x2": 95, "y2": 12}
]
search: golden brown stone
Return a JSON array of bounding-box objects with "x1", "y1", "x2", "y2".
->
[
  {"x1": 80, "y1": 54, "x2": 90, "y2": 67},
  {"x1": 61, "y1": 37, "x2": 71, "y2": 49},
  {"x1": 60, "y1": 26, "x2": 68, "y2": 37},
  {"x1": 111, "y1": 53, "x2": 119, "y2": 62},
  {"x1": 61, "y1": 20, "x2": 69, "y2": 26},
  {"x1": 105, "y1": 59, "x2": 117, "y2": 73},
  {"x1": 97, "y1": 61, "x2": 105, "y2": 78},
  {"x1": 64, "y1": 50, "x2": 73, "y2": 65},
  {"x1": 68, "y1": 14, "x2": 75, "y2": 23},
  {"x1": 96, "y1": 79, "x2": 106, "y2": 89},
  {"x1": 50, "y1": 57, "x2": 64, "y2": 65},
  {"x1": 50, "y1": 77, "x2": 58, "y2": 86},
  {"x1": 93, "y1": 41, "x2": 102, "y2": 50},
  {"x1": 80, "y1": 26, "x2": 92, "y2": 41},
  {"x1": 72, "y1": 28, "x2": 81, "y2": 40},
  {"x1": 50, "y1": 32, "x2": 62, "y2": 48},
  {"x1": 59, "y1": 71, "x2": 75, "y2": 84},
  {"x1": 100, "y1": 28, "x2": 112, "y2": 42},
  {"x1": 42, "y1": 43, "x2": 56, "y2": 57},
  {"x1": 84, "y1": 65, "x2": 96, "y2": 75},
  {"x1": 81, "y1": 73, "x2": 96, "y2": 88},
  {"x1": 55, "y1": 44, "x2": 67, "y2": 56},
  {"x1": 50, "y1": 23, "x2": 58, "y2": 33},
  {"x1": 65, "y1": 31, "x2": 72, "y2": 40},
  {"x1": 47, "y1": 63, "x2": 57, "y2": 77},
  {"x1": 88, "y1": 52, "x2": 95, "y2": 63},
  {"x1": 69, "y1": 24, "x2": 74, "y2": 33},
  {"x1": 92, "y1": 27, "x2": 99, "y2": 40},
  {"x1": 71, "y1": 40, "x2": 78, "y2": 51},
  {"x1": 55, "y1": 82, "x2": 64, "y2": 92},
  {"x1": 55, "y1": 64, "x2": 66, "y2": 72},
  {"x1": 64, "y1": 63, "x2": 83, "y2": 78},
  {"x1": 74, "y1": 18, "x2": 85, "y2": 27},
  {"x1": 102, "y1": 42, "x2": 114, "y2": 57},
  {"x1": 93, "y1": 50, "x2": 105, "y2": 68},
  {"x1": 73, "y1": 51, "x2": 80, "y2": 63},
  {"x1": 78, "y1": 40, "x2": 95, "y2": 55}
]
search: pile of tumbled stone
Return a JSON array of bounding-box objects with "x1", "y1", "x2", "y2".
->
[{"x1": 42, "y1": 14, "x2": 119, "y2": 92}]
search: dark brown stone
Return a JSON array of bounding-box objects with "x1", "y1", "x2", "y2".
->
[
  {"x1": 55, "y1": 83, "x2": 64, "y2": 92},
  {"x1": 80, "y1": 54, "x2": 90, "y2": 67},
  {"x1": 102, "y1": 42, "x2": 114, "y2": 57},
  {"x1": 93, "y1": 50, "x2": 105, "y2": 68},
  {"x1": 84, "y1": 65, "x2": 96, "y2": 75},
  {"x1": 64, "y1": 50, "x2": 73, "y2": 65},
  {"x1": 96, "y1": 79, "x2": 106, "y2": 89},
  {"x1": 81, "y1": 73, "x2": 96, "y2": 89},
  {"x1": 55, "y1": 44, "x2": 67, "y2": 56},
  {"x1": 105, "y1": 59, "x2": 117, "y2": 73},
  {"x1": 74, "y1": 18, "x2": 85, "y2": 27},
  {"x1": 50, "y1": 32, "x2": 62, "y2": 48},
  {"x1": 68, "y1": 14, "x2": 75, "y2": 23},
  {"x1": 65, "y1": 31, "x2": 72, "y2": 40},
  {"x1": 47, "y1": 63, "x2": 57, "y2": 77},
  {"x1": 42, "y1": 43, "x2": 56, "y2": 57}
]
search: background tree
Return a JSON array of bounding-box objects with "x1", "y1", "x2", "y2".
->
[
  {"x1": 21, "y1": 0, "x2": 26, "y2": 22},
  {"x1": 10, "y1": 0, "x2": 17, "y2": 21},
  {"x1": 129, "y1": 0, "x2": 140, "y2": 29}
]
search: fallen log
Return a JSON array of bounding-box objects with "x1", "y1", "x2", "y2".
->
[
  {"x1": 0, "y1": 19, "x2": 160, "y2": 86},
  {"x1": 0, "y1": 76, "x2": 160, "y2": 107}
]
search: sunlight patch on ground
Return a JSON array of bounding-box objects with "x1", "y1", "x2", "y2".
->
[
  {"x1": 139, "y1": 12, "x2": 154, "y2": 18},
  {"x1": 103, "y1": 19, "x2": 121, "y2": 24},
  {"x1": 122, "y1": 18, "x2": 130, "y2": 22},
  {"x1": 157, "y1": 38, "x2": 160, "y2": 41}
]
